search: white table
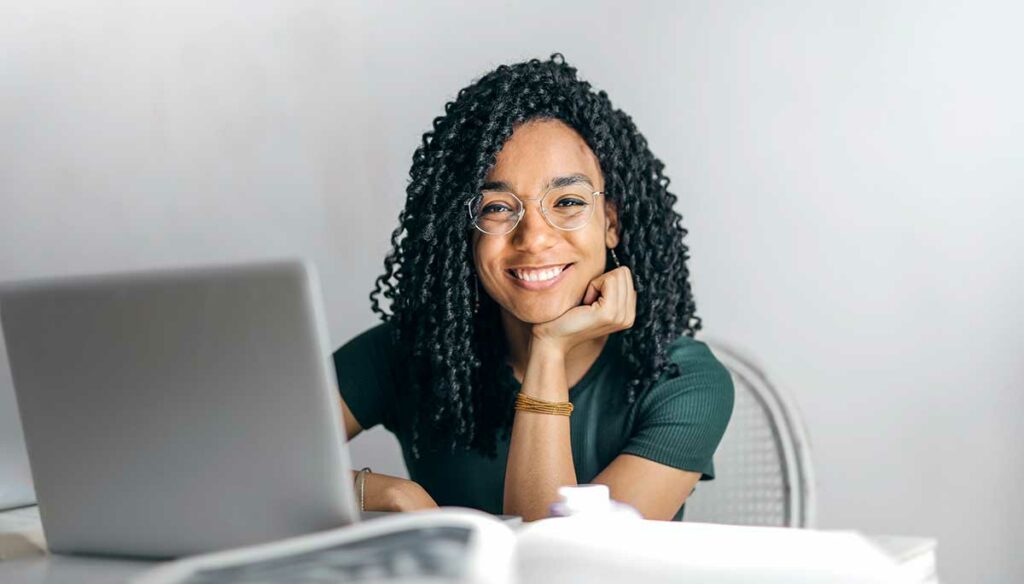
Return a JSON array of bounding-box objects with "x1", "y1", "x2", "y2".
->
[
  {"x1": 1, "y1": 506, "x2": 152, "y2": 583},
  {"x1": 0, "y1": 506, "x2": 938, "y2": 583}
]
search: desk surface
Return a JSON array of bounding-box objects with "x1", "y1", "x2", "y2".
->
[{"x1": 0, "y1": 505, "x2": 938, "y2": 584}]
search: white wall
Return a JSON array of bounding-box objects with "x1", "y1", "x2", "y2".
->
[{"x1": 1, "y1": 2, "x2": 1020, "y2": 582}]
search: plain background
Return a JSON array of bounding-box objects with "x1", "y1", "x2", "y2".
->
[{"x1": 1, "y1": 2, "x2": 1021, "y2": 582}]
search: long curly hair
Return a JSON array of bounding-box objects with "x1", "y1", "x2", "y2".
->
[{"x1": 369, "y1": 54, "x2": 701, "y2": 459}]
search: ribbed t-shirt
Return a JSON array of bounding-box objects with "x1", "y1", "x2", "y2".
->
[{"x1": 332, "y1": 322, "x2": 734, "y2": 521}]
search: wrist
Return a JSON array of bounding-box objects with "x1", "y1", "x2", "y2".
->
[
  {"x1": 385, "y1": 480, "x2": 435, "y2": 512},
  {"x1": 521, "y1": 339, "x2": 569, "y2": 402},
  {"x1": 368, "y1": 474, "x2": 408, "y2": 512},
  {"x1": 382, "y1": 481, "x2": 406, "y2": 511},
  {"x1": 528, "y1": 333, "x2": 569, "y2": 361},
  {"x1": 354, "y1": 467, "x2": 372, "y2": 511}
]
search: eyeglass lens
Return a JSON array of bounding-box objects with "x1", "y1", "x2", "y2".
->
[{"x1": 470, "y1": 187, "x2": 597, "y2": 234}]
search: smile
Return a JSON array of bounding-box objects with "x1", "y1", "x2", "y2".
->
[{"x1": 505, "y1": 263, "x2": 573, "y2": 290}]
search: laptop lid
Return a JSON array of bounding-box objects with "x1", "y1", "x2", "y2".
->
[{"x1": 0, "y1": 259, "x2": 359, "y2": 557}]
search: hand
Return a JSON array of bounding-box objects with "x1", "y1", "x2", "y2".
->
[
  {"x1": 531, "y1": 266, "x2": 636, "y2": 356},
  {"x1": 362, "y1": 472, "x2": 438, "y2": 512}
]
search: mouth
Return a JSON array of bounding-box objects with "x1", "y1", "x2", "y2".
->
[{"x1": 504, "y1": 263, "x2": 574, "y2": 290}]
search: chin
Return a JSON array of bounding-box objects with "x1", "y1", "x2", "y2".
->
[{"x1": 507, "y1": 301, "x2": 575, "y2": 324}]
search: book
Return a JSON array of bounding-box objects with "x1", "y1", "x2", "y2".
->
[
  {"x1": 134, "y1": 509, "x2": 515, "y2": 584},
  {"x1": 133, "y1": 507, "x2": 933, "y2": 584}
]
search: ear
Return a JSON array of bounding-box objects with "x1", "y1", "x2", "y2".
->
[{"x1": 604, "y1": 198, "x2": 620, "y2": 249}]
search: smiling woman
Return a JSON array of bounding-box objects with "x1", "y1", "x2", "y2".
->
[{"x1": 332, "y1": 54, "x2": 734, "y2": 522}]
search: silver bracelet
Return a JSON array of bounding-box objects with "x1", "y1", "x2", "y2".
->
[{"x1": 356, "y1": 467, "x2": 372, "y2": 512}]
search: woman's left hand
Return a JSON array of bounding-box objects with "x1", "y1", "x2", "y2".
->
[{"x1": 531, "y1": 266, "x2": 636, "y2": 357}]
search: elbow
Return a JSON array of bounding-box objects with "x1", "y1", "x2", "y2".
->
[
  {"x1": 503, "y1": 499, "x2": 552, "y2": 523},
  {"x1": 517, "y1": 509, "x2": 550, "y2": 523}
]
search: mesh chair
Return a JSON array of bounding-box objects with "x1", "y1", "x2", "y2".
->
[{"x1": 683, "y1": 340, "x2": 817, "y2": 528}]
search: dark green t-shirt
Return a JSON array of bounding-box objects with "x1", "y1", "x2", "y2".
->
[{"x1": 333, "y1": 322, "x2": 734, "y2": 521}]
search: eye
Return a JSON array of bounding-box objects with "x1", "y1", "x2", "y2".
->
[
  {"x1": 554, "y1": 197, "x2": 587, "y2": 208},
  {"x1": 481, "y1": 203, "x2": 515, "y2": 215}
]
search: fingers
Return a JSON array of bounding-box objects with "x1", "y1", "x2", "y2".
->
[
  {"x1": 582, "y1": 270, "x2": 613, "y2": 306},
  {"x1": 621, "y1": 267, "x2": 636, "y2": 328},
  {"x1": 614, "y1": 267, "x2": 635, "y2": 329},
  {"x1": 613, "y1": 267, "x2": 635, "y2": 329},
  {"x1": 582, "y1": 280, "x2": 600, "y2": 305},
  {"x1": 534, "y1": 266, "x2": 637, "y2": 349},
  {"x1": 585, "y1": 267, "x2": 635, "y2": 332}
]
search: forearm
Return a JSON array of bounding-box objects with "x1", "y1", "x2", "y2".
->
[
  {"x1": 351, "y1": 470, "x2": 437, "y2": 512},
  {"x1": 503, "y1": 342, "x2": 578, "y2": 521}
]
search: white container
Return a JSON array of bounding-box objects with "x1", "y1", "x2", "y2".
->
[{"x1": 547, "y1": 484, "x2": 642, "y2": 519}]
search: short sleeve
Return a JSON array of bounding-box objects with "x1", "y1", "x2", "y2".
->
[
  {"x1": 621, "y1": 336, "x2": 734, "y2": 481},
  {"x1": 332, "y1": 322, "x2": 400, "y2": 431}
]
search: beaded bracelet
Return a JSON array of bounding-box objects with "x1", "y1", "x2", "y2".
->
[{"x1": 514, "y1": 392, "x2": 574, "y2": 416}]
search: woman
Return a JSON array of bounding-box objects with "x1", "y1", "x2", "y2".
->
[{"x1": 333, "y1": 54, "x2": 734, "y2": 522}]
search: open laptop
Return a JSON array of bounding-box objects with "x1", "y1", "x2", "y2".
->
[
  {"x1": 0, "y1": 259, "x2": 360, "y2": 558},
  {"x1": 0, "y1": 332, "x2": 35, "y2": 512}
]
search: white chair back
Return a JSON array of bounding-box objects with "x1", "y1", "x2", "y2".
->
[{"x1": 684, "y1": 341, "x2": 816, "y2": 528}]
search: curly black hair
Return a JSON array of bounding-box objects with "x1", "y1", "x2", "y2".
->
[{"x1": 369, "y1": 54, "x2": 701, "y2": 459}]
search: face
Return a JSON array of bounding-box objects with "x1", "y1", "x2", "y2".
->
[{"x1": 472, "y1": 118, "x2": 619, "y2": 324}]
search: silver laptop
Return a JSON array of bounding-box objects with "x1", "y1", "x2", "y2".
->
[
  {"x1": 0, "y1": 259, "x2": 360, "y2": 558},
  {"x1": 0, "y1": 332, "x2": 35, "y2": 511}
]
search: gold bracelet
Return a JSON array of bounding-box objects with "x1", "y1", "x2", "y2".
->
[{"x1": 515, "y1": 392, "x2": 573, "y2": 416}]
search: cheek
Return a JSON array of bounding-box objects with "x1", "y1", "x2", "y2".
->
[
  {"x1": 470, "y1": 231, "x2": 606, "y2": 319},
  {"x1": 472, "y1": 240, "x2": 504, "y2": 289},
  {"x1": 567, "y1": 256, "x2": 604, "y2": 297},
  {"x1": 568, "y1": 230, "x2": 608, "y2": 273}
]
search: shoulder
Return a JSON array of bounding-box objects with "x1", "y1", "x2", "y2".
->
[
  {"x1": 664, "y1": 335, "x2": 734, "y2": 390},
  {"x1": 620, "y1": 334, "x2": 735, "y2": 481},
  {"x1": 637, "y1": 334, "x2": 735, "y2": 421},
  {"x1": 332, "y1": 320, "x2": 403, "y2": 431},
  {"x1": 333, "y1": 321, "x2": 399, "y2": 361}
]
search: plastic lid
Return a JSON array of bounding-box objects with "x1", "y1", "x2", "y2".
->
[{"x1": 557, "y1": 484, "x2": 611, "y2": 513}]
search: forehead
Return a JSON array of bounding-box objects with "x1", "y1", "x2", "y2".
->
[{"x1": 485, "y1": 119, "x2": 603, "y2": 191}]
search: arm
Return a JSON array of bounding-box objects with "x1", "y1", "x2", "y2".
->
[
  {"x1": 593, "y1": 454, "x2": 701, "y2": 520},
  {"x1": 504, "y1": 267, "x2": 713, "y2": 521},
  {"x1": 503, "y1": 267, "x2": 635, "y2": 521},
  {"x1": 340, "y1": 395, "x2": 437, "y2": 512},
  {"x1": 333, "y1": 324, "x2": 437, "y2": 512},
  {"x1": 594, "y1": 338, "x2": 734, "y2": 520},
  {"x1": 502, "y1": 340, "x2": 576, "y2": 521},
  {"x1": 502, "y1": 359, "x2": 703, "y2": 521}
]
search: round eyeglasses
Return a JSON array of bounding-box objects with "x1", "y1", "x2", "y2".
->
[{"x1": 467, "y1": 186, "x2": 605, "y2": 236}]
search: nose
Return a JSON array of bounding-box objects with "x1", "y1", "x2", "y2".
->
[{"x1": 511, "y1": 202, "x2": 558, "y2": 253}]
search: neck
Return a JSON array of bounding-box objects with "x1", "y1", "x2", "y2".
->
[{"x1": 500, "y1": 309, "x2": 609, "y2": 387}]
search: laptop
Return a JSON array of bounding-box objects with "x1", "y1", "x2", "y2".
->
[
  {"x1": 0, "y1": 332, "x2": 35, "y2": 512},
  {"x1": 0, "y1": 259, "x2": 360, "y2": 558}
]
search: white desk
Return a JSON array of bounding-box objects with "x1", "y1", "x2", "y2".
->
[
  {"x1": 0, "y1": 506, "x2": 150, "y2": 583},
  {"x1": 0, "y1": 554, "x2": 153, "y2": 584},
  {"x1": 0, "y1": 506, "x2": 938, "y2": 583}
]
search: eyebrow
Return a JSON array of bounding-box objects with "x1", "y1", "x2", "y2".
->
[{"x1": 481, "y1": 173, "x2": 595, "y2": 193}]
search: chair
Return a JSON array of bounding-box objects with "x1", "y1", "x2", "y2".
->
[{"x1": 682, "y1": 340, "x2": 817, "y2": 528}]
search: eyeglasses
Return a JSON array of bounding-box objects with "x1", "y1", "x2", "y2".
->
[{"x1": 466, "y1": 186, "x2": 605, "y2": 236}]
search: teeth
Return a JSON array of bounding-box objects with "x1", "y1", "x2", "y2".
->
[{"x1": 512, "y1": 265, "x2": 565, "y2": 282}]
